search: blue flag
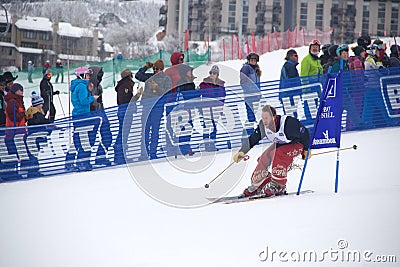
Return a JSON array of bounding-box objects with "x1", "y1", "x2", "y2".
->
[{"x1": 310, "y1": 72, "x2": 343, "y2": 149}]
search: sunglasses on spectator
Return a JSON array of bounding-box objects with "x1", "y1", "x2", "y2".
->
[
  {"x1": 209, "y1": 71, "x2": 218, "y2": 75},
  {"x1": 153, "y1": 67, "x2": 161, "y2": 71},
  {"x1": 179, "y1": 57, "x2": 184, "y2": 61},
  {"x1": 292, "y1": 54, "x2": 298, "y2": 57},
  {"x1": 46, "y1": 73, "x2": 52, "y2": 78}
]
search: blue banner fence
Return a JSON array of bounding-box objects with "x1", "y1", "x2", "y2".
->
[{"x1": 1, "y1": 67, "x2": 400, "y2": 181}]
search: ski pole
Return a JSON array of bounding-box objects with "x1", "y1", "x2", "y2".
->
[
  {"x1": 204, "y1": 154, "x2": 249, "y2": 188},
  {"x1": 313, "y1": 144, "x2": 357, "y2": 156},
  {"x1": 57, "y1": 93, "x2": 65, "y2": 118}
]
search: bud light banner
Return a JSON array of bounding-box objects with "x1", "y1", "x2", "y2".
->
[{"x1": 311, "y1": 71, "x2": 343, "y2": 149}]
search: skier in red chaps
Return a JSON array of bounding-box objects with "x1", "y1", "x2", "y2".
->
[{"x1": 233, "y1": 104, "x2": 311, "y2": 197}]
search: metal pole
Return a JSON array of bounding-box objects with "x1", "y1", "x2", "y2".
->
[{"x1": 238, "y1": 0, "x2": 243, "y2": 53}]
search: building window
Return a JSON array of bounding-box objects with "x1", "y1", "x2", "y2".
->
[
  {"x1": 377, "y1": 2, "x2": 385, "y2": 36},
  {"x1": 316, "y1": 1, "x2": 324, "y2": 30},
  {"x1": 272, "y1": 0, "x2": 282, "y2": 32},
  {"x1": 23, "y1": 30, "x2": 36, "y2": 39},
  {"x1": 299, "y1": 1, "x2": 308, "y2": 30},
  {"x1": 39, "y1": 32, "x2": 50, "y2": 41},
  {"x1": 391, "y1": 3, "x2": 399, "y2": 35},
  {"x1": 362, "y1": 3, "x2": 369, "y2": 35},
  {"x1": 21, "y1": 41, "x2": 38, "y2": 48}
]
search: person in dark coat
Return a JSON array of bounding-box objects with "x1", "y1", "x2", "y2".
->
[
  {"x1": 280, "y1": 49, "x2": 300, "y2": 88},
  {"x1": 24, "y1": 91, "x2": 51, "y2": 178},
  {"x1": 3, "y1": 71, "x2": 18, "y2": 94},
  {"x1": 279, "y1": 49, "x2": 301, "y2": 110},
  {"x1": 88, "y1": 66, "x2": 112, "y2": 166},
  {"x1": 389, "y1": 45, "x2": 400, "y2": 67},
  {"x1": 0, "y1": 75, "x2": 6, "y2": 126},
  {"x1": 320, "y1": 44, "x2": 332, "y2": 67},
  {"x1": 42, "y1": 60, "x2": 51, "y2": 75},
  {"x1": 89, "y1": 66, "x2": 105, "y2": 111},
  {"x1": 55, "y1": 59, "x2": 64, "y2": 83},
  {"x1": 26, "y1": 91, "x2": 50, "y2": 126},
  {"x1": 199, "y1": 65, "x2": 226, "y2": 151},
  {"x1": 174, "y1": 64, "x2": 199, "y2": 156},
  {"x1": 136, "y1": 59, "x2": 172, "y2": 160},
  {"x1": 114, "y1": 68, "x2": 142, "y2": 164},
  {"x1": 40, "y1": 69, "x2": 60, "y2": 122},
  {"x1": 240, "y1": 52, "x2": 262, "y2": 136}
]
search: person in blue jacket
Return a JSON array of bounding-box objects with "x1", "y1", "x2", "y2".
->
[
  {"x1": 65, "y1": 67, "x2": 99, "y2": 172},
  {"x1": 240, "y1": 52, "x2": 262, "y2": 136}
]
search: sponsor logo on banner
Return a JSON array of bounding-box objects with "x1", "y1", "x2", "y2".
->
[
  {"x1": 380, "y1": 76, "x2": 400, "y2": 118},
  {"x1": 312, "y1": 130, "x2": 337, "y2": 146},
  {"x1": 311, "y1": 72, "x2": 343, "y2": 150}
]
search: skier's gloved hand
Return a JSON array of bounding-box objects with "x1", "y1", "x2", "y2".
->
[
  {"x1": 233, "y1": 151, "x2": 245, "y2": 163},
  {"x1": 301, "y1": 150, "x2": 312, "y2": 160},
  {"x1": 53, "y1": 90, "x2": 60, "y2": 95}
]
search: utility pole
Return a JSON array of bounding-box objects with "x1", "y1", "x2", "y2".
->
[
  {"x1": 238, "y1": 0, "x2": 243, "y2": 51},
  {"x1": 339, "y1": 0, "x2": 346, "y2": 44},
  {"x1": 179, "y1": 0, "x2": 189, "y2": 50},
  {"x1": 208, "y1": 0, "x2": 212, "y2": 43}
]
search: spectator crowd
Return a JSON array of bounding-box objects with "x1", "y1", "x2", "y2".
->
[{"x1": 0, "y1": 35, "x2": 399, "y2": 179}]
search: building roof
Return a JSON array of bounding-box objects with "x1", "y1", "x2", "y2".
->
[
  {"x1": 58, "y1": 54, "x2": 100, "y2": 62},
  {"x1": 0, "y1": 41, "x2": 17, "y2": 48},
  {"x1": 15, "y1": 16, "x2": 53, "y2": 32},
  {"x1": 103, "y1": 43, "x2": 114, "y2": 53},
  {"x1": 18, "y1": 47, "x2": 56, "y2": 55},
  {"x1": 58, "y1": 22, "x2": 94, "y2": 38}
]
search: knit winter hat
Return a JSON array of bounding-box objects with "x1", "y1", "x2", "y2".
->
[
  {"x1": 10, "y1": 83, "x2": 23, "y2": 94},
  {"x1": 31, "y1": 91, "x2": 44, "y2": 106},
  {"x1": 352, "y1": 46, "x2": 365, "y2": 57},
  {"x1": 209, "y1": 65, "x2": 220, "y2": 75},
  {"x1": 120, "y1": 68, "x2": 133, "y2": 79},
  {"x1": 153, "y1": 59, "x2": 164, "y2": 70}
]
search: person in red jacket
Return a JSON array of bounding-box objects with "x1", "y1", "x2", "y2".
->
[
  {"x1": 3, "y1": 83, "x2": 26, "y2": 180},
  {"x1": 5, "y1": 83, "x2": 26, "y2": 127},
  {"x1": 233, "y1": 104, "x2": 310, "y2": 197},
  {"x1": 165, "y1": 51, "x2": 185, "y2": 92}
]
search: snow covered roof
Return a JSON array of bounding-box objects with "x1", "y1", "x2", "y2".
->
[
  {"x1": 15, "y1": 16, "x2": 52, "y2": 32},
  {"x1": 58, "y1": 22, "x2": 94, "y2": 38},
  {"x1": 0, "y1": 41, "x2": 56, "y2": 55},
  {"x1": 0, "y1": 42, "x2": 17, "y2": 49},
  {"x1": 103, "y1": 43, "x2": 114, "y2": 53},
  {"x1": 18, "y1": 47, "x2": 55, "y2": 55},
  {"x1": 58, "y1": 54, "x2": 100, "y2": 62}
]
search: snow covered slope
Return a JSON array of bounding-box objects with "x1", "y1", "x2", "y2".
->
[{"x1": 0, "y1": 127, "x2": 399, "y2": 267}]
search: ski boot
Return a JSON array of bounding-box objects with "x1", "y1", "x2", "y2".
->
[
  {"x1": 261, "y1": 180, "x2": 287, "y2": 197},
  {"x1": 239, "y1": 178, "x2": 271, "y2": 198}
]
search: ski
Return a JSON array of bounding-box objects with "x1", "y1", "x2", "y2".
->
[{"x1": 207, "y1": 190, "x2": 314, "y2": 204}]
